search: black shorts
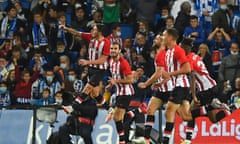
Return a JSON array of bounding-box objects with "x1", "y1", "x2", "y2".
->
[
  {"x1": 154, "y1": 91, "x2": 171, "y2": 103},
  {"x1": 116, "y1": 95, "x2": 132, "y2": 109},
  {"x1": 169, "y1": 87, "x2": 190, "y2": 104},
  {"x1": 88, "y1": 67, "x2": 106, "y2": 87},
  {"x1": 197, "y1": 87, "x2": 216, "y2": 105}
]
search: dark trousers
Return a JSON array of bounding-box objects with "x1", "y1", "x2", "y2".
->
[{"x1": 59, "y1": 116, "x2": 93, "y2": 144}]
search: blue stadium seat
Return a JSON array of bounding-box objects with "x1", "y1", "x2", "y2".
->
[{"x1": 120, "y1": 24, "x2": 133, "y2": 39}]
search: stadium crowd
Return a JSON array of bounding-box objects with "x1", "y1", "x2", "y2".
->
[{"x1": 0, "y1": 0, "x2": 240, "y2": 144}]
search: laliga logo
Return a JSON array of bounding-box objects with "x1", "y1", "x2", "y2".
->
[
  {"x1": 179, "y1": 119, "x2": 240, "y2": 141},
  {"x1": 179, "y1": 122, "x2": 198, "y2": 139}
]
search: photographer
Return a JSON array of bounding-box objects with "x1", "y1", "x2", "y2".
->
[
  {"x1": 218, "y1": 42, "x2": 240, "y2": 103},
  {"x1": 59, "y1": 97, "x2": 98, "y2": 144}
]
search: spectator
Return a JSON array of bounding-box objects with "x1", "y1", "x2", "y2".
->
[
  {"x1": 28, "y1": 11, "x2": 49, "y2": 52},
  {"x1": 46, "y1": 5, "x2": 58, "y2": 27},
  {"x1": 54, "y1": 91, "x2": 63, "y2": 105},
  {"x1": 49, "y1": 11, "x2": 74, "y2": 51},
  {"x1": 122, "y1": 37, "x2": 133, "y2": 64},
  {"x1": 197, "y1": 44, "x2": 213, "y2": 77},
  {"x1": 135, "y1": 20, "x2": 155, "y2": 46},
  {"x1": 5, "y1": 69, "x2": 16, "y2": 105},
  {"x1": 207, "y1": 27, "x2": 231, "y2": 78},
  {"x1": 8, "y1": 46, "x2": 28, "y2": 70},
  {"x1": 174, "y1": 1, "x2": 191, "y2": 42},
  {"x1": 38, "y1": 69, "x2": 62, "y2": 99},
  {"x1": 159, "y1": 16, "x2": 175, "y2": 34},
  {"x1": 212, "y1": 0, "x2": 232, "y2": 33},
  {"x1": 134, "y1": 33, "x2": 147, "y2": 55},
  {"x1": 135, "y1": 0, "x2": 157, "y2": 30},
  {"x1": 29, "y1": 50, "x2": 48, "y2": 75},
  {"x1": 13, "y1": 1, "x2": 32, "y2": 27},
  {"x1": 71, "y1": 6, "x2": 88, "y2": 31},
  {"x1": 0, "y1": 39, "x2": 12, "y2": 57},
  {"x1": 230, "y1": 77, "x2": 240, "y2": 107},
  {"x1": 14, "y1": 57, "x2": 40, "y2": 105},
  {"x1": 103, "y1": 0, "x2": 120, "y2": 35},
  {"x1": 107, "y1": 23, "x2": 122, "y2": 47},
  {"x1": 155, "y1": 6, "x2": 170, "y2": 33},
  {"x1": 218, "y1": 42, "x2": 240, "y2": 87},
  {"x1": 0, "y1": 56, "x2": 14, "y2": 83},
  {"x1": 51, "y1": 39, "x2": 70, "y2": 67},
  {"x1": 183, "y1": 15, "x2": 205, "y2": 52},
  {"x1": 171, "y1": 0, "x2": 197, "y2": 19},
  {"x1": 54, "y1": 55, "x2": 71, "y2": 83},
  {"x1": 86, "y1": 10, "x2": 103, "y2": 31},
  {"x1": 0, "y1": 4, "x2": 24, "y2": 44},
  {"x1": 35, "y1": 88, "x2": 54, "y2": 105},
  {"x1": 0, "y1": 81, "x2": 11, "y2": 107},
  {"x1": 12, "y1": 33, "x2": 28, "y2": 59},
  {"x1": 195, "y1": 0, "x2": 218, "y2": 35},
  {"x1": 120, "y1": 0, "x2": 135, "y2": 24}
]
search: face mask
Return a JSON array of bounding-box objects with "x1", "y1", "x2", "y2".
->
[
  {"x1": 161, "y1": 15, "x2": 168, "y2": 19},
  {"x1": 220, "y1": 4, "x2": 228, "y2": 10},
  {"x1": 57, "y1": 49, "x2": 64, "y2": 53},
  {"x1": 60, "y1": 63, "x2": 67, "y2": 69},
  {"x1": 55, "y1": 99, "x2": 63, "y2": 105},
  {"x1": 0, "y1": 87, "x2": 7, "y2": 94},
  {"x1": 150, "y1": 53, "x2": 155, "y2": 59},
  {"x1": 139, "y1": 29, "x2": 146, "y2": 33},
  {"x1": 43, "y1": 3, "x2": 48, "y2": 8},
  {"x1": 231, "y1": 51, "x2": 239, "y2": 55},
  {"x1": 68, "y1": 75, "x2": 75, "y2": 81},
  {"x1": 46, "y1": 76, "x2": 53, "y2": 82},
  {"x1": 116, "y1": 31, "x2": 121, "y2": 37}
]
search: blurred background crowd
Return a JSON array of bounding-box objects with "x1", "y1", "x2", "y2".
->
[{"x1": 0, "y1": 0, "x2": 239, "y2": 108}]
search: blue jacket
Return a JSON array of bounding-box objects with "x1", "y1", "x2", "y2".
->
[{"x1": 183, "y1": 25, "x2": 205, "y2": 45}]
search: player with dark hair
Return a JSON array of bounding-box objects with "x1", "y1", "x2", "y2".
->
[{"x1": 61, "y1": 23, "x2": 110, "y2": 106}]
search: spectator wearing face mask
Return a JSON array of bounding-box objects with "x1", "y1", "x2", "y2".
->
[
  {"x1": 38, "y1": 69, "x2": 62, "y2": 100},
  {"x1": 0, "y1": 82, "x2": 11, "y2": 107},
  {"x1": 107, "y1": 23, "x2": 122, "y2": 47},
  {"x1": 212, "y1": 0, "x2": 232, "y2": 34},
  {"x1": 54, "y1": 91, "x2": 63, "y2": 105},
  {"x1": 218, "y1": 42, "x2": 240, "y2": 103},
  {"x1": 54, "y1": 55, "x2": 71, "y2": 84}
]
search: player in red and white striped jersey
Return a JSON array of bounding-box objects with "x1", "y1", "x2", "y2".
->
[
  {"x1": 107, "y1": 23, "x2": 123, "y2": 47},
  {"x1": 162, "y1": 28, "x2": 191, "y2": 144},
  {"x1": 61, "y1": 23, "x2": 110, "y2": 104},
  {"x1": 133, "y1": 34, "x2": 172, "y2": 144},
  {"x1": 105, "y1": 42, "x2": 134, "y2": 144},
  {"x1": 180, "y1": 38, "x2": 231, "y2": 144}
]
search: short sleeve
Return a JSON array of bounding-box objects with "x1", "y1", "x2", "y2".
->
[
  {"x1": 155, "y1": 50, "x2": 166, "y2": 67},
  {"x1": 120, "y1": 57, "x2": 132, "y2": 75},
  {"x1": 174, "y1": 46, "x2": 189, "y2": 65},
  {"x1": 81, "y1": 33, "x2": 92, "y2": 42},
  {"x1": 102, "y1": 38, "x2": 110, "y2": 56}
]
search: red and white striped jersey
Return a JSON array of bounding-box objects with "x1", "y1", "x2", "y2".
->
[
  {"x1": 107, "y1": 34, "x2": 123, "y2": 47},
  {"x1": 109, "y1": 57, "x2": 134, "y2": 96},
  {"x1": 82, "y1": 33, "x2": 110, "y2": 70},
  {"x1": 165, "y1": 45, "x2": 190, "y2": 88},
  {"x1": 155, "y1": 50, "x2": 174, "y2": 92},
  {"x1": 187, "y1": 53, "x2": 217, "y2": 91}
]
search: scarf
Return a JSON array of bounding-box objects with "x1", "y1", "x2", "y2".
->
[
  {"x1": 1, "y1": 16, "x2": 16, "y2": 38},
  {"x1": 32, "y1": 22, "x2": 48, "y2": 48},
  {"x1": 57, "y1": 22, "x2": 67, "y2": 46}
]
